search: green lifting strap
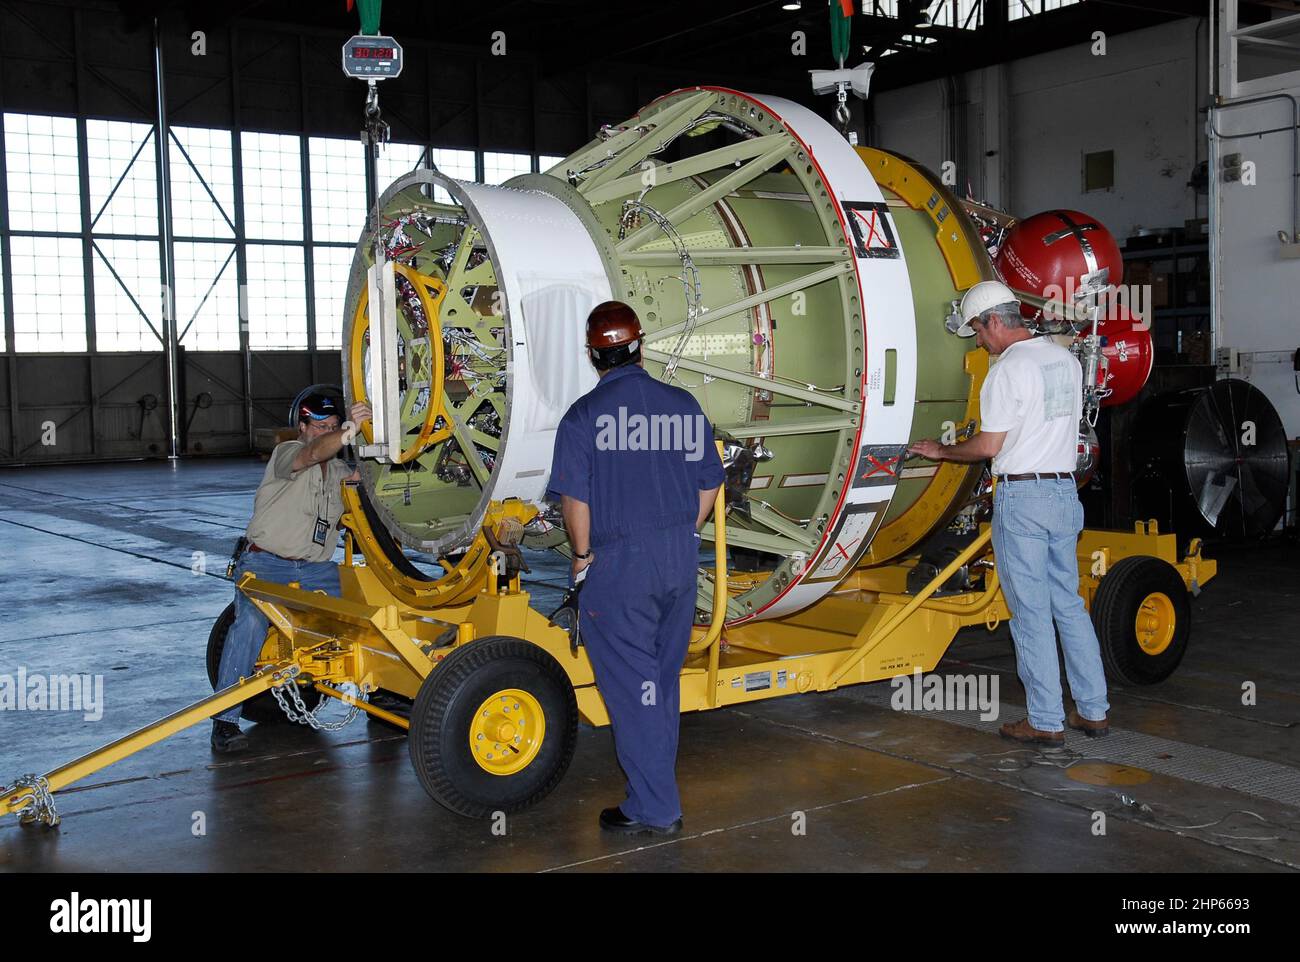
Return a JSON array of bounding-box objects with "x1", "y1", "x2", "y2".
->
[
  {"x1": 355, "y1": 0, "x2": 382, "y2": 35},
  {"x1": 829, "y1": 0, "x2": 852, "y2": 68}
]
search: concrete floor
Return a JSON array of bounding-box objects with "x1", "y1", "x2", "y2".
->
[{"x1": 0, "y1": 458, "x2": 1297, "y2": 872}]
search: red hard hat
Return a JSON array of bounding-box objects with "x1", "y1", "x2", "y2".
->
[
  {"x1": 586, "y1": 301, "x2": 644, "y2": 351},
  {"x1": 996, "y1": 210, "x2": 1123, "y2": 323}
]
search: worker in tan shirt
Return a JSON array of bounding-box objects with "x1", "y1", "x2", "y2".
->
[{"x1": 211, "y1": 393, "x2": 371, "y2": 753}]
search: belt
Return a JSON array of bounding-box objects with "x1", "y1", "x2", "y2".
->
[
  {"x1": 996, "y1": 472, "x2": 1075, "y2": 482},
  {"x1": 246, "y1": 543, "x2": 303, "y2": 561}
]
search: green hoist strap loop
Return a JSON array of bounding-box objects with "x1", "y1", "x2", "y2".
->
[
  {"x1": 355, "y1": 0, "x2": 382, "y2": 35},
  {"x1": 829, "y1": 0, "x2": 852, "y2": 68}
]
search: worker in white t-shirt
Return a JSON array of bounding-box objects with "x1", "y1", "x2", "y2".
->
[{"x1": 908, "y1": 280, "x2": 1110, "y2": 746}]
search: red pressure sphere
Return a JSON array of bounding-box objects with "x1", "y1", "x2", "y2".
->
[
  {"x1": 995, "y1": 210, "x2": 1124, "y2": 323},
  {"x1": 1078, "y1": 305, "x2": 1155, "y2": 408}
]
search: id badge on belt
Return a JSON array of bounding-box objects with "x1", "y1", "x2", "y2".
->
[{"x1": 312, "y1": 516, "x2": 329, "y2": 546}]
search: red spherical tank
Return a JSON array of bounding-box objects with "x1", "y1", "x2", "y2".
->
[
  {"x1": 995, "y1": 210, "x2": 1124, "y2": 322},
  {"x1": 1080, "y1": 306, "x2": 1155, "y2": 408}
]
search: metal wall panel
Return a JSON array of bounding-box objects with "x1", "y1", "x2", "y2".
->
[{"x1": 0, "y1": 350, "x2": 339, "y2": 464}]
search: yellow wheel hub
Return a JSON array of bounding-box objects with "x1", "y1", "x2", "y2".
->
[
  {"x1": 469, "y1": 689, "x2": 545, "y2": 776},
  {"x1": 1134, "y1": 591, "x2": 1176, "y2": 655}
]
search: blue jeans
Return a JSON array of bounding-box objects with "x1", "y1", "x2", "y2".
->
[
  {"x1": 215, "y1": 552, "x2": 341, "y2": 723},
  {"x1": 991, "y1": 478, "x2": 1109, "y2": 732}
]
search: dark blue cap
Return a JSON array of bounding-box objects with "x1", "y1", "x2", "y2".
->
[{"x1": 298, "y1": 393, "x2": 341, "y2": 422}]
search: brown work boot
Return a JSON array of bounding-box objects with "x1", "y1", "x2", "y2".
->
[
  {"x1": 1067, "y1": 709, "x2": 1110, "y2": 738},
  {"x1": 999, "y1": 717, "x2": 1065, "y2": 747}
]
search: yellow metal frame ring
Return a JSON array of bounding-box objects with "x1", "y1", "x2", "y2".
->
[{"x1": 348, "y1": 263, "x2": 453, "y2": 463}]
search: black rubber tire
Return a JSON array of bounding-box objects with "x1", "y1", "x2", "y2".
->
[
  {"x1": 407, "y1": 636, "x2": 578, "y2": 818},
  {"x1": 1090, "y1": 556, "x2": 1191, "y2": 685},
  {"x1": 205, "y1": 602, "x2": 322, "y2": 724}
]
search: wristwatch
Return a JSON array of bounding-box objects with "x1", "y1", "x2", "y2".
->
[{"x1": 573, "y1": 548, "x2": 593, "y2": 560}]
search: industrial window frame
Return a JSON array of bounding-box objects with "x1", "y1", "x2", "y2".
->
[
  {"x1": 171, "y1": 125, "x2": 240, "y2": 352},
  {"x1": 1218, "y1": 0, "x2": 1300, "y2": 99},
  {"x1": 2, "y1": 112, "x2": 88, "y2": 353},
  {"x1": 86, "y1": 119, "x2": 163, "y2": 353},
  {"x1": 308, "y1": 137, "x2": 427, "y2": 349},
  {"x1": 1008, "y1": 0, "x2": 1081, "y2": 23},
  {"x1": 0, "y1": 108, "x2": 564, "y2": 358}
]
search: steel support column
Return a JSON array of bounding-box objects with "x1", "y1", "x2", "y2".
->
[
  {"x1": 153, "y1": 17, "x2": 181, "y2": 458},
  {"x1": 230, "y1": 28, "x2": 254, "y2": 451}
]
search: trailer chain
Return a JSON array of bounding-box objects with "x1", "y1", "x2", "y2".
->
[
  {"x1": 271, "y1": 675, "x2": 369, "y2": 732},
  {"x1": 10, "y1": 773, "x2": 59, "y2": 828}
]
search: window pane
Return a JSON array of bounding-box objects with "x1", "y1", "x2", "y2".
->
[
  {"x1": 308, "y1": 138, "x2": 423, "y2": 244},
  {"x1": 308, "y1": 137, "x2": 364, "y2": 244},
  {"x1": 93, "y1": 238, "x2": 162, "y2": 352},
  {"x1": 246, "y1": 243, "x2": 307, "y2": 349},
  {"x1": 176, "y1": 241, "x2": 240, "y2": 351},
  {"x1": 11, "y1": 235, "x2": 86, "y2": 352},
  {"x1": 170, "y1": 126, "x2": 236, "y2": 239},
  {"x1": 430, "y1": 147, "x2": 476, "y2": 203},
  {"x1": 938, "y1": 0, "x2": 982, "y2": 29},
  {"x1": 1008, "y1": 0, "x2": 1078, "y2": 20},
  {"x1": 4, "y1": 113, "x2": 81, "y2": 231},
  {"x1": 241, "y1": 131, "x2": 303, "y2": 241},
  {"x1": 483, "y1": 150, "x2": 530, "y2": 185},
  {"x1": 379, "y1": 142, "x2": 426, "y2": 187},
  {"x1": 313, "y1": 245, "x2": 354, "y2": 350},
  {"x1": 538, "y1": 154, "x2": 566, "y2": 173},
  {"x1": 87, "y1": 120, "x2": 158, "y2": 236}
]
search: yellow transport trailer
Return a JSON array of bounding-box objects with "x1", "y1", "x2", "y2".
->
[
  {"x1": 1, "y1": 481, "x2": 1213, "y2": 826},
  {"x1": 1, "y1": 86, "x2": 1218, "y2": 827}
]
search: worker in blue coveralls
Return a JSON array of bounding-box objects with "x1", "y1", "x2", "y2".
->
[{"x1": 546, "y1": 300, "x2": 725, "y2": 837}]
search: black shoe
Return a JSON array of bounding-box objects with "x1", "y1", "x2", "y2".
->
[
  {"x1": 211, "y1": 719, "x2": 249, "y2": 754},
  {"x1": 598, "y1": 806, "x2": 683, "y2": 837}
]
